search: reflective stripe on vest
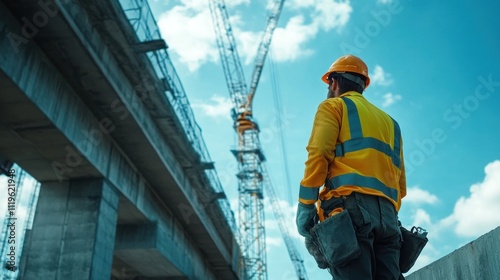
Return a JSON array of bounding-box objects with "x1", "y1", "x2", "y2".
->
[
  {"x1": 326, "y1": 173, "x2": 399, "y2": 202},
  {"x1": 336, "y1": 97, "x2": 402, "y2": 169}
]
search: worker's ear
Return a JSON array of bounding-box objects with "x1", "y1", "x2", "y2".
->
[{"x1": 331, "y1": 79, "x2": 337, "y2": 90}]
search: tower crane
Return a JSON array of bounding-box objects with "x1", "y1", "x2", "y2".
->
[{"x1": 207, "y1": 0, "x2": 308, "y2": 279}]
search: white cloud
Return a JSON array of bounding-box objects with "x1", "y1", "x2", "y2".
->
[
  {"x1": 370, "y1": 65, "x2": 393, "y2": 86},
  {"x1": 270, "y1": 16, "x2": 316, "y2": 62},
  {"x1": 158, "y1": 7, "x2": 217, "y2": 71},
  {"x1": 284, "y1": 0, "x2": 353, "y2": 31},
  {"x1": 226, "y1": 0, "x2": 251, "y2": 7},
  {"x1": 444, "y1": 160, "x2": 500, "y2": 237},
  {"x1": 271, "y1": 0, "x2": 352, "y2": 62},
  {"x1": 405, "y1": 186, "x2": 439, "y2": 206},
  {"x1": 311, "y1": 0, "x2": 352, "y2": 31},
  {"x1": 158, "y1": 0, "x2": 352, "y2": 71},
  {"x1": 241, "y1": 0, "x2": 352, "y2": 63},
  {"x1": 402, "y1": 161, "x2": 500, "y2": 239},
  {"x1": 411, "y1": 208, "x2": 432, "y2": 228},
  {"x1": 286, "y1": 0, "x2": 315, "y2": 9},
  {"x1": 157, "y1": 1, "x2": 258, "y2": 70},
  {"x1": 382, "y1": 92, "x2": 402, "y2": 107},
  {"x1": 191, "y1": 95, "x2": 233, "y2": 119},
  {"x1": 266, "y1": 235, "x2": 284, "y2": 247},
  {"x1": 234, "y1": 27, "x2": 261, "y2": 65}
]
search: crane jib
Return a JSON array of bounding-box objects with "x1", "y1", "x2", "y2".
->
[{"x1": 208, "y1": 0, "x2": 309, "y2": 279}]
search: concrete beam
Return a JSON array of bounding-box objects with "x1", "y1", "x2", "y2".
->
[
  {"x1": 114, "y1": 224, "x2": 217, "y2": 280},
  {"x1": 407, "y1": 226, "x2": 500, "y2": 280}
]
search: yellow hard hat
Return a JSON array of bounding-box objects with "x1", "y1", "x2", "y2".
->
[{"x1": 321, "y1": 54, "x2": 370, "y2": 89}]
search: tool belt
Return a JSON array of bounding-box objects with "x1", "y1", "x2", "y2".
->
[
  {"x1": 318, "y1": 196, "x2": 345, "y2": 221},
  {"x1": 307, "y1": 195, "x2": 360, "y2": 268},
  {"x1": 399, "y1": 224, "x2": 428, "y2": 273}
]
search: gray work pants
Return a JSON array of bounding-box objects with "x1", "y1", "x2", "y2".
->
[{"x1": 329, "y1": 192, "x2": 403, "y2": 280}]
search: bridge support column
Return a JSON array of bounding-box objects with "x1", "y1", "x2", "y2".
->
[{"x1": 22, "y1": 178, "x2": 119, "y2": 280}]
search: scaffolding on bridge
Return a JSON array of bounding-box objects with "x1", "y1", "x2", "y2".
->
[{"x1": 118, "y1": 0, "x2": 238, "y2": 235}]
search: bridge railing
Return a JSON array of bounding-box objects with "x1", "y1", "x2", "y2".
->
[{"x1": 117, "y1": 0, "x2": 237, "y2": 234}]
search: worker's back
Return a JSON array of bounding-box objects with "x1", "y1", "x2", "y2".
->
[{"x1": 319, "y1": 91, "x2": 405, "y2": 211}]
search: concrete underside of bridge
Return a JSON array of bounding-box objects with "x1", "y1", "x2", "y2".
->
[{"x1": 0, "y1": 0, "x2": 239, "y2": 279}]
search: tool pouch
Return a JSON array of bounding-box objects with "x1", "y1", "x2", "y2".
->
[
  {"x1": 310, "y1": 210, "x2": 360, "y2": 267},
  {"x1": 305, "y1": 235, "x2": 329, "y2": 269},
  {"x1": 399, "y1": 226, "x2": 428, "y2": 273}
]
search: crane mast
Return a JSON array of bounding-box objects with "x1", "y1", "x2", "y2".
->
[
  {"x1": 208, "y1": 1, "x2": 308, "y2": 279},
  {"x1": 207, "y1": 0, "x2": 248, "y2": 116}
]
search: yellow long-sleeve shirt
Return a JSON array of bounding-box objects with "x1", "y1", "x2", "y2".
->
[{"x1": 299, "y1": 91, "x2": 406, "y2": 212}]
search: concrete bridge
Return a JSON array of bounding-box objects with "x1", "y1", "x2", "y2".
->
[
  {"x1": 0, "y1": 0, "x2": 240, "y2": 279},
  {"x1": 407, "y1": 226, "x2": 500, "y2": 280}
]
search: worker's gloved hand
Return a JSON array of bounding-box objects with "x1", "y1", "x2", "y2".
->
[
  {"x1": 296, "y1": 202, "x2": 317, "y2": 238},
  {"x1": 305, "y1": 235, "x2": 329, "y2": 269}
]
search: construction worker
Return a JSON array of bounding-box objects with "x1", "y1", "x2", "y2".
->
[{"x1": 296, "y1": 54, "x2": 406, "y2": 279}]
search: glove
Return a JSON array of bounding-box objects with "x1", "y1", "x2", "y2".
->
[
  {"x1": 295, "y1": 202, "x2": 317, "y2": 237},
  {"x1": 305, "y1": 235, "x2": 329, "y2": 269}
]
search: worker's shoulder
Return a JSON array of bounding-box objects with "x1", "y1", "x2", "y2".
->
[
  {"x1": 319, "y1": 97, "x2": 344, "y2": 108},
  {"x1": 316, "y1": 98, "x2": 343, "y2": 116}
]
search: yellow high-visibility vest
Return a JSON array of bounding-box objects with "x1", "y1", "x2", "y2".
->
[{"x1": 299, "y1": 91, "x2": 406, "y2": 214}]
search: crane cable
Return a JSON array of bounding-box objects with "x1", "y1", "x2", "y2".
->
[
  {"x1": 268, "y1": 49, "x2": 306, "y2": 266},
  {"x1": 268, "y1": 50, "x2": 294, "y2": 208}
]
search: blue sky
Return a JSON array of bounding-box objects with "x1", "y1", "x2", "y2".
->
[
  {"x1": 148, "y1": 0, "x2": 500, "y2": 278},
  {"x1": 1, "y1": 0, "x2": 499, "y2": 279}
]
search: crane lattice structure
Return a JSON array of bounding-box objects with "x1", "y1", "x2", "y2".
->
[{"x1": 208, "y1": 0, "x2": 308, "y2": 279}]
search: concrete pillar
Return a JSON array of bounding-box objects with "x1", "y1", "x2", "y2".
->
[{"x1": 22, "y1": 178, "x2": 119, "y2": 280}]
